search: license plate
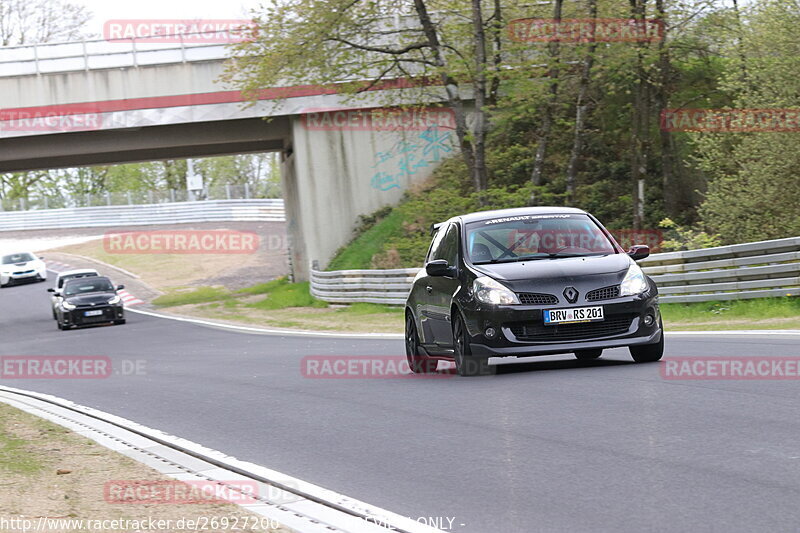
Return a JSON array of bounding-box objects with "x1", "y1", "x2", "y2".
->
[
  {"x1": 84, "y1": 310, "x2": 103, "y2": 317},
  {"x1": 544, "y1": 306, "x2": 604, "y2": 325}
]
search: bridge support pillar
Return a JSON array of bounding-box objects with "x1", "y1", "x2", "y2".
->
[{"x1": 282, "y1": 115, "x2": 454, "y2": 281}]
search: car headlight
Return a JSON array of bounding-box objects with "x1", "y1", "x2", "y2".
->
[
  {"x1": 472, "y1": 276, "x2": 520, "y2": 305},
  {"x1": 619, "y1": 263, "x2": 649, "y2": 296},
  {"x1": 108, "y1": 295, "x2": 121, "y2": 305},
  {"x1": 61, "y1": 301, "x2": 76, "y2": 310}
]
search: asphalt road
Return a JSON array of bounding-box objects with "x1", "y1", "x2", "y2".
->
[{"x1": 2, "y1": 280, "x2": 800, "y2": 532}]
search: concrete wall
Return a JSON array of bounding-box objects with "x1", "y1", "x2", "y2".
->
[
  {"x1": 0, "y1": 62, "x2": 225, "y2": 109},
  {"x1": 286, "y1": 115, "x2": 456, "y2": 280}
]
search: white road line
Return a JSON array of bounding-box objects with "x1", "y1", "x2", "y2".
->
[
  {"x1": 128, "y1": 308, "x2": 800, "y2": 339},
  {"x1": 0, "y1": 386, "x2": 443, "y2": 533},
  {"x1": 127, "y1": 308, "x2": 406, "y2": 339}
]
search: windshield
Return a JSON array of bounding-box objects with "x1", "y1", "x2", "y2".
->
[
  {"x1": 58, "y1": 272, "x2": 98, "y2": 288},
  {"x1": 2, "y1": 253, "x2": 34, "y2": 264},
  {"x1": 465, "y1": 214, "x2": 617, "y2": 264},
  {"x1": 64, "y1": 279, "x2": 114, "y2": 296}
]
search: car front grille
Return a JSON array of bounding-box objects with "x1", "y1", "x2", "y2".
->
[
  {"x1": 517, "y1": 292, "x2": 559, "y2": 305},
  {"x1": 508, "y1": 316, "x2": 634, "y2": 342},
  {"x1": 14, "y1": 270, "x2": 34, "y2": 275},
  {"x1": 586, "y1": 285, "x2": 621, "y2": 301}
]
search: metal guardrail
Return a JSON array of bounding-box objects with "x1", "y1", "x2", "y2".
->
[
  {"x1": 0, "y1": 32, "x2": 230, "y2": 77},
  {"x1": 310, "y1": 236, "x2": 800, "y2": 305},
  {"x1": 1, "y1": 185, "x2": 276, "y2": 211},
  {"x1": 0, "y1": 199, "x2": 285, "y2": 231}
]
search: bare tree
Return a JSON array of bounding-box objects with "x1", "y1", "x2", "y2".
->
[{"x1": 0, "y1": 0, "x2": 91, "y2": 46}]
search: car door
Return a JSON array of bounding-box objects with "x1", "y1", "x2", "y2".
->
[
  {"x1": 427, "y1": 223, "x2": 462, "y2": 347},
  {"x1": 417, "y1": 225, "x2": 448, "y2": 346}
]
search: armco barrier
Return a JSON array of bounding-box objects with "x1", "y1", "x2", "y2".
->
[
  {"x1": 0, "y1": 199, "x2": 285, "y2": 231},
  {"x1": 310, "y1": 236, "x2": 800, "y2": 305}
]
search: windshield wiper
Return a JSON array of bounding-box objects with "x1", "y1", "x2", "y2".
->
[{"x1": 474, "y1": 252, "x2": 595, "y2": 264}]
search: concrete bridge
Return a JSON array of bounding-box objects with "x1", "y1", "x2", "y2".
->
[{"x1": 0, "y1": 36, "x2": 457, "y2": 279}]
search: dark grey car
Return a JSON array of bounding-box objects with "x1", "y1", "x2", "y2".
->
[{"x1": 405, "y1": 207, "x2": 663, "y2": 376}]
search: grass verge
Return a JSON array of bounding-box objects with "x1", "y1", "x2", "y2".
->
[
  {"x1": 660, "y1": 297, "x2": 800, "y2": 330},
  {"x1": 153, "y1": 278, "x2": 404, "y2": 333},
  {"x1": 0, "y1": 403, "x2": 286, "y2": 531}
]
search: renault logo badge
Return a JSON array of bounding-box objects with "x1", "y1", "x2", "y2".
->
[{"x1": 563, "y1": 287, "x2": 579, "y2": 303}]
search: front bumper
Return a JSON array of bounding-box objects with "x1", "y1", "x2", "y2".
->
[
  {"x1": 62, "y1": 305, "x2": 124, "y2": 327},
  {"x1": 1, "y1": 269, "x2": 45, "y2": 285},
  {"x1": 463, "y1": 293, "x2": 661, "y2": 358}
]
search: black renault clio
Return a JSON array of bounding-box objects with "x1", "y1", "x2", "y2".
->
[{"x1": 405, "y1": 207, "x2": 663, "y2": 376}]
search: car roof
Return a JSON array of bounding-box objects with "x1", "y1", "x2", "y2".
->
[
  {"x1": 57, "y1": 269, "x2": 99, "y2": 277},
  {"x1": 447, "y1": 206, "x2": 588, "y2": 225}
]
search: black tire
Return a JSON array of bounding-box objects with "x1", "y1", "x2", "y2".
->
[
  {"x1": 574, "y1": 349, "x2": 603, "y2": 360},
  {"x1": 114, "y1": 319, "x2": 126, "y2": 325},
  {"x1": 56, "y1": 321, "x2": 64, "y2": 330},
  {"x1": 630, "y1": 323, "x2": 664, "y2": 363},
  {"x1": 453, "y1": 313, "x2": 494, "y2": 377},
  {"x1": 52, "y1": 308, "x2": 57, "y2": 320},
  {"x1": 405, "y1": 312, "x2": 438, "y2": 373}
]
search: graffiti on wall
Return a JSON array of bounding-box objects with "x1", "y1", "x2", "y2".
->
[{"x1": 370, "y1": 126, "x2": 454, "y2": 191}]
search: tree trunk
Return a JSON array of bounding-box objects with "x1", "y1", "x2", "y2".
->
[
  {"x1": 630, "y1": 0, "x2": 650, "y2": 230},
  {"x1": 655, "y1": 0, "x2": 677, "y2": 218},
  {"x1": 565, "y1": 0, "x2": 598, "y2": 204},
  {"x1": 471, "y1": 0, "x2": 489, "y2": 194},
  {"x1": 530, "y1": 0, "x2": 564, "y2": 198},
  {"x1": 413, "y1": 0, "x2": 488, "y2": 192}
]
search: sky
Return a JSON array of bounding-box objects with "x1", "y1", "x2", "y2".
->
[{"x1": 78, "y1": 0, "x2": 261, "y2": 37}]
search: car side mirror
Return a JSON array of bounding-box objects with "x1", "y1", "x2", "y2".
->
[
  {"x1": 116, "y1": 284, "x2": 125, "y2": 291},
  {"x1": 39, "y1": 256, "x2": 44, "y2": 260},
  {"x1": 47, "y1": 288, "x2": 55, "y2": 293},
  {"x1": 628, "y1": 245, "x2": 650, "y2": 261},
  {"x1": 426, "y1": 259, "x2": 454, "y2": 277}
]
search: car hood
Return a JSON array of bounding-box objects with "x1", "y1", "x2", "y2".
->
[
  {"x1": 473, "y1": 254, "x2": 631, "y2": 281},
  {"x1": 64, "y1": 292, "x2": 115, "y2": 306},
  {"x1": 4, "y1": 260, "x2": 36, "y2": 269}
]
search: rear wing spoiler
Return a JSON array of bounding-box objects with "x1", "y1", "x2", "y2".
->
[{"x1": 430, "y1": 222, "x2": 445, "y2": 236}]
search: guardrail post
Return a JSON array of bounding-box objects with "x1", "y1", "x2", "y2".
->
[
  {"x1": 180, "y1": 33, "x2": 186, "y2": 63},
  {"x1": 33, "y1": 44, "x2": 40, "y2": 75},
  {"x1": 19, "y1": 197, "x2": 25, "y2": 211},
  {"x1": 126, "y1": 192, "x2": 132, "y2": 205},
  {"x1": 170, "y1": 189, "x2": 176, "y2": 202},
  {"x1": 244, "y1": 183, "x2": 250, "y2": 199},
  {"x1": 148, "y1": 190, "x2": 154, "y2": 204},
  {"x1": 82, "y1": 38, "x2": 89, "y2": 71},
  {"x1": 43, "y1": 197, "x2": 48, "y2": 210},
  {"x1": 131, "y1": 37, "x2": 138, "y2": 68},
  {"x1": 225, "y1": 184, "x2": 231, "y2": 200},
  {"x1": 106, "y1": 192, "x2": 111, "y2": 206}
]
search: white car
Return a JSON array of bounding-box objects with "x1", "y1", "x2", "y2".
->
[
  {"x1": 47, "y1": 268, "x2": 100, "y2": 319},
  {"x1": 0, "y1": 252, "x2": 47, "y2": 287}
]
